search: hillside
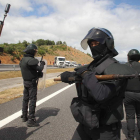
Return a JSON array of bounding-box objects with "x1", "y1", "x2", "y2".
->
[{"x1": 0, "y1": 46, "x2": 93, "y2": 65}]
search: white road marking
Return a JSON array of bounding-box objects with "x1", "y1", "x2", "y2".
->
[{"x1": 0, "y1": 84, "x2": 74, "y2": 128}]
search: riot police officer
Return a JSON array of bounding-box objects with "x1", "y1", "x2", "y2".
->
[
  {"x1": 124, "y1": 49, "x2": 140, "y2": 140},
  {"x1": 60, "y1": 27, "x2": 135, "y2": 140},
  {"x1": 20, "y1": 44, "x2": 45, "y2": 127}
]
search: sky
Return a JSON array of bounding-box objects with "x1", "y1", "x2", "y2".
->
[{"x1": 0, "y1": 0, "x2": 140, "y2": 62}]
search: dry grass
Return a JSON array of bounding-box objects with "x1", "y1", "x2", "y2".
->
[
  {"x1": 0, "y1": 86, "x2": 24, "y2": 104},
  {"x1": 0, "y1": 68, "x2": 74, "y2": 80},
  {"x1": 0, "y1": 78, "x2": 61, "y2": 104}
]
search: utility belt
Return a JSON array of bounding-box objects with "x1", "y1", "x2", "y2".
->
[{"x1": 24, "y1": 78, "x2": 38, "y2": 87}]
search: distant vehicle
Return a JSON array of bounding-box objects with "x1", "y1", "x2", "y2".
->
[
  {"x1": 71, "y1": 61, "x2": 78, "y2": 67},
  {"x1": 54, "y1": 56, "x2": 66, "y2": 68},
  {"x1": 78, "y1": 64, "x2": 82, "y2": 67},
  {"x1": 65, "y1": 61, "x2": 71, "y2": 67}
]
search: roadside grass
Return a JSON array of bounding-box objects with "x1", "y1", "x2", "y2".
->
[
  {"x1": 0, "y1": 68, "x2": 74, "y2": 80},
  {"x1": 0, "y1": 67, "x2": 74, "y2": 104},
  {"x1": 0, "y1": 79, "x2": 61, "y2": 104}
]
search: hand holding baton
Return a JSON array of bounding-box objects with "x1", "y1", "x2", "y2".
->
[{"x1": 54, "y1": 74, "x2": 140, "y2": 82}]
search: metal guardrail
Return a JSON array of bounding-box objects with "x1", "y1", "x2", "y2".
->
[
  {"x1": 0, "y1": 64, "x2": 20, "y2": 68},
  {"x1": 0, "y1": 64, "x2": 53, "y2": 68},
  {"x1": 0, "y1": 64, "x2": 55, "y2": 72}
]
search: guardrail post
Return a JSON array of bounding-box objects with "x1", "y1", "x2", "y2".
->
[{"x1": 13, "y1": 65, "x2": 15, "y2": 71}]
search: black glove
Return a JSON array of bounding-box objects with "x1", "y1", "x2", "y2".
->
[
  {"x1": 38, "y1": 71, "x2": 43, "y2": 78},
  {"x1": 61, "y1": 71, "x2": 75, "y2": 83},
  {"x1": 40, "y1": 61, "x2": 45, "y2": 65},
  {"x1": 75, "y1": 66, "x2": 88, "y2": 77}
]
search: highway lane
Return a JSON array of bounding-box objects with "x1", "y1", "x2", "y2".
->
[
  {"x1": 0, "y1": 82, "x2": 78, "y2": 140},
  {"x1": 0, "y1": 72, "x2": 62, "y2": 92},
  {"x1": 0, "y1": 82, "x2": 139, "y2": 140}
]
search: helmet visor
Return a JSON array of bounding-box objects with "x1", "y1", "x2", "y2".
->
[{"x1": 81, "y1": 28, "x2": 112, "y2": 50}]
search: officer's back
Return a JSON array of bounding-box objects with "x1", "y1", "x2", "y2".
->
[
  {"x1": 20, "y1": 44, "x2": 45, "y2": 127},
  {"x1": 124, "y1": 49, "x2": 140, "y2": 140}
]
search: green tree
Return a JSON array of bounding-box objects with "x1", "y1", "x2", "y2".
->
[
  {"x1": 38, "y1": 49, "x2": 46, "y2": 56},
  {"x1": 4, "y1": 46, "x2": 15, "y2": 55},
  {"x1": 51, "y1": 41, "x2": 55, "y2": 45},
  {"x1": 36, "y1": 39, "x2": 45, "y2": 46},
  {"x1": 63, "y1": 41, "x2": 67, "y2": 45},
  {"x1": 4, "y1": 43, "x2": 9, "y2": 46},
  {"x1": 22, "y1": 40, "x2": 28, "y2": 47},
  {"x1": 56, "y1": 41, "x2": 62, "y2": 45},
  {"x1": 32, "y1": 40, "x2": 36, "y2": 45}
]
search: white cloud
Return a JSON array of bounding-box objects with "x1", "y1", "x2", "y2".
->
[
  {"x1": 37, "y1": 6, "x2": 49, "y2": 15},
  {"x1": 0, "y1": 0, "x2": 140, "y2": 62},
  {"x1": 115, "y1": 50, "x2": 128, "y2": 62}
]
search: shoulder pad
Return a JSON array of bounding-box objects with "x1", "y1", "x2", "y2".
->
[
  {"x1": 104, "y1": 63, "x2": 135, "y2": 75},
  {"x1": 28, "y1": 58, "x2": 39, "y2": 66}
]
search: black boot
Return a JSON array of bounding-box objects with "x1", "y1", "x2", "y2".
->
[
  {"x1": 27, "y1": 118, "x2": 39, "y2": 127},
  {"x1": 127, "y1": 137, "x2": 134, "y2": 140},
  {"x1": 21, "y1": 115, "x2": 28, "y2": 122},
  {"x1": 128, "y1": 133, "x2": 134, "y2": 140}
]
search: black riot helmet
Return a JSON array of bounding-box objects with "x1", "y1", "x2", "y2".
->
[
  {"x1": 81, "y1": 27, "x2": 118, "y2": 59},
  {"x1": 23, "y1": 44, "x2": 38, "y2": 55},
  {"x1": 127, "y1": 49, "x2": 140, "y2": 62}
]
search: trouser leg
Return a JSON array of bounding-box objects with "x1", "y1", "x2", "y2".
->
[
  {"x1": 72, "y1": 122, "x2": 121, "y2": 140},
  {"x1": 127, "y1": 119, "x2": 135, "y2": 139},
  {"x1": 71, "y1": 124, "x2": 100, "y2": 140},
  {"x1": 124, "y1": 92, "x2": 135, "y2": 139},
  {"x1": 100, "y1": 122, "x2": 121, "y2": 140},
  {"x1": 22, "y1": 86, "x2": 29, "y2": 117},
  {"x1": 135, "y1": 93, "x2": 140, "y2": 136},
  {"x1": 71, "y1": 124, "x2": 91, "y2": 140},
  {"x1": 28, "y1": 82, "x2": 37, "y2": 119},
  {"x1": 137, "y1": 118, "x2": 140, "y2": 134}
]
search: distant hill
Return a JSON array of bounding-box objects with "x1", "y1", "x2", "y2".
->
[{"x1": 0, "y1": 45, "x2": 93, "y2": 65}]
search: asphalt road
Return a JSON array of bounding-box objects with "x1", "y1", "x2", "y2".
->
[
  {"x1": 0, "y1": 82, "x2": 78, "y2": 140},
  {"x1": 0, "y1": 82, "x2": 140, "y2": 139},
  {"x1": 0, "y1": 72, "x2": 62, "y2": 92}
]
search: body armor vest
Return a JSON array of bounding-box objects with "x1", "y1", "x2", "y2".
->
[
  {"x1": 20, "y1": 55, "x2": 39, "y2": 81},
  {"x1": 126, "y1": 61, "x2": 140, "y2": 92},
  {"x1": 75, "y1": 57, "x2": 130, "y2": 125}
]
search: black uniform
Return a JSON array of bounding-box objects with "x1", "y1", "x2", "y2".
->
[
  {"x1": 61, "y1": 28, "x2": 135, "y2": 140},
  {"x1": 69, "y1": 56, "x2": 134, "y2": 140},
  {"x1": 124, "y1": 61, "x2": 140, "y2": 139},
  {"x1": 20, "y1": 54, "x2": 44, "y2": 120}
]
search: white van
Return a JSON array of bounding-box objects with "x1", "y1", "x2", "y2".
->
[
  {"x1": 65, "y1": 60, "x2": 71, "y2": 67},
  {"x1": 54, "y1": 56, "x2": 66, "y2": 68},
  {"x1": 71, "y1": 61, "x2": 78, "y2": 67}
]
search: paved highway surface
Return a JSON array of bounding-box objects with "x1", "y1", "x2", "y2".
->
[
  {"x1": 0, "y1": 76, "x2": 139, "y2": 139},
  {"x1": 0, "y1": 72, "x2": 62, "y2": 92}
]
